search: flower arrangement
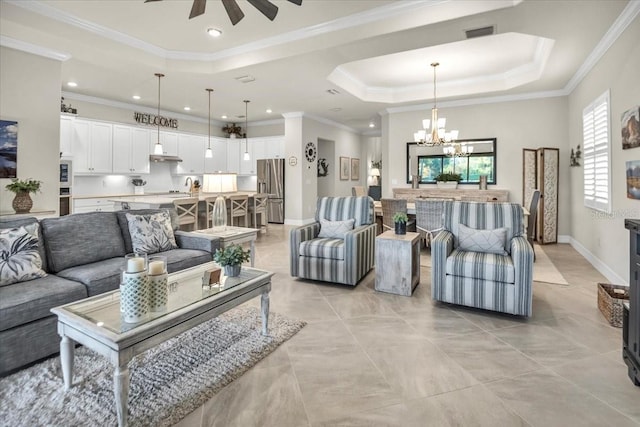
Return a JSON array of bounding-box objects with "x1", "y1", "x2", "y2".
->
[
  {"x1": 222, "y1": 123, "x2": 242, "y2": 137},
  {"x1": 435, "y1": 172, "x2": 462, "y2": 182},
  {"x1": 5, "y1": 178, "x2": 42, "y2": 194},
  {"x1": 131, "y1": 178, "x2": 147, "y2": 187},
  {"x1": 213, "y1": 244, "x2": 251, "y2": 267},
  {"x1": 392, "y1": 212, "x2": 408, "y2": 224}
]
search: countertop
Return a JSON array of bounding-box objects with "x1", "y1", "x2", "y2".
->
[{"x1": 107, "y1": 192, "x2": 256, "y2": 206}]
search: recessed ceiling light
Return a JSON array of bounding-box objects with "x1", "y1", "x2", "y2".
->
[
  {"x1": 184, "y1": 106, "x2": 191, "y2": 111},
  {"x1": 67, "y1": 81, "x2": 77, "y2": 87},
  {"x1": 207, "y1": 28, "x2": 222, "y2": 37},
  {"x1": 132, "y1": 95, "x2": 141, "y2": 100},
  {"x1": 266, "y1": 109, "x2": 272, "y2": 114},
  {"x1": 221, "y1": 114, "x2": 228, "y2": 119},
  {"x1": 369, "y1": 122, "x2": 375, "y2": 128}
]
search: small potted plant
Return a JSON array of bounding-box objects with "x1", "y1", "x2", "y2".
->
[
  {"x1": 392, "y1": 211, "x2": 408, "y2": 235},
  {"x1": 131, "y1": 178, "x2": 147, "y2": 195},
  {"x1": 435, "y1": 172, "x2": 462, "y2": 189},
  {"x1": 5, "y1": 178, "x2": 41, "y2": 214},
  {"x1": 213, "y1": 244, "x2": 251, "y2": 277}
]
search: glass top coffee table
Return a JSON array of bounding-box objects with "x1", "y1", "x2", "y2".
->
[{"x1": 51, "y1": 261, "x2": 273, "y2": 427}]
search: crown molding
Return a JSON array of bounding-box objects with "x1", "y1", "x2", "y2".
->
[
  {"x1": 302, "y1": 113, "x2": 359, "y2": 134},
  {"x1": 0, "y1": 35, "x2": 71, "y2": 61},
  {"x1": 564, "y1": 0, "x2": 640, "y2": 93}
]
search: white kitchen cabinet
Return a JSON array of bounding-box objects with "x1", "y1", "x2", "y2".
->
[
  {"x1": 60, "y1": 115, "x2": 74, "y2": 157},
  {"x1": 226, "y1": 138, "x2": 241, "y2": 174},
  {"x1": 261, "y1": 136, "x2": 285, "y2": 159},
  {"x1": 112, "y1": 125, "x2": 151, "y2": 174},
  {"x1": 239, "y1": 139, "x2": 257, "y2": 175},
  {"x1": 149, "y1": 130, "x2": 178, "y2": 156},
  {"x1": 204, "y1": 136, "x2": 228, "y2": 173},
  {"x1": 73, "y1": 198, "x2": 115, "y2": 213},
  {"x1": 73, "y1": 119, "x2": 113, "y2": 174},
  {"x1": 175, "y1": 134, "x2": 205, "y2": 175}
]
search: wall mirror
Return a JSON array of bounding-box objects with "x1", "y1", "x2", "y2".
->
[{"x1": 406, "y1": 138, "x2": 497, "y2": 184}]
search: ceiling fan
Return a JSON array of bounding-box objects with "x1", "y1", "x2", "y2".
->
[{"x1": 144, "y1": 0, "x2": 302, "y2": 25}]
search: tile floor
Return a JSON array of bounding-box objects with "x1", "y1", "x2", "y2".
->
[{"x1": 176, "y1": 225, "x2": 640, "y2": 427}]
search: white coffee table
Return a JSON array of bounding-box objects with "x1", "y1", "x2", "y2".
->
[
  {"x1": 195, "y1": 226, "x2": 259, "y2": 266},
  {"x1": 51, "y1": 262, "x2": 273, "y2": 427}
]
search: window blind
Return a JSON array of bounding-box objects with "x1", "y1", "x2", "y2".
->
[{"x1": 583, "y1": 90, "x2": 611, "y2": 213}]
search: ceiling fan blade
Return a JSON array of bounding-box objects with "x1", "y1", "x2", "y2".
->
[
  {"x1": 247, "y1": 0, "x2": 278, "y2": 21},
  {"x1": 286, "y1": 0, "x2": 302, "y2": 5},
  {"x1": 188, "y1": 0, "x2": 207, "y2": 19},
  {"x1": 222, "y1": 0, "x2": 245, "y2": 25}
]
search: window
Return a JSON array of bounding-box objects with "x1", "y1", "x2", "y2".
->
[
  {"x1": 583, "y1": 90, "x2": 611, "y2": 213},
  {"x1": 417, "y1": 154, "x2": 495, "y2": 184}
]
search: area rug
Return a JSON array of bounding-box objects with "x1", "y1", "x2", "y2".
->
[{"x1": 0, "y1": 306, "x2": 305, "y2": 427}]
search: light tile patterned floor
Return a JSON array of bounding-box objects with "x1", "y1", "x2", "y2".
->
[{"x1": 175, "y1": 225, "x2": 640, "y2": 427}]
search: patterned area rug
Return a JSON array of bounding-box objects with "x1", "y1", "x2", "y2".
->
[{"x1": 0, "y1": 306, "x2": 305, "y2": 426}]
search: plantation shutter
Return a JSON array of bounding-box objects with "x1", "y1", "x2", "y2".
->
[{"x1": 583, "y1": 90, "x2": 611, "y2": 213}]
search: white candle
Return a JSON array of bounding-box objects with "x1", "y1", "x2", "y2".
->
[
  {"x1": 149, "y1": 260, "x2": 165, "y2": 275},
  {"x1": 127, "y1": 257, "x2": 144, "y2": 273}
]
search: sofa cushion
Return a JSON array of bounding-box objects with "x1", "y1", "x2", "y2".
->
[
  {"x1": 56, "y1": 257, "x2": 126, "y2": 297},
  {"x1": 445, "y1": 248, "x2": 515, "y2": 284},
  {"x1": 164, "y1": 248, "x2": 214, "y2": 273},
  {"x1": 125, "y1": 211, "x2": 178, "y2": 254},
  {"x1": 0, "y1": 224, "x2": 47, "y2": 286},
  {"x1": 116, "y1": 209, "x2": 179, "y2": 254},
  {"x1": 0, "y1": 216, "x2": 47, "y2": 272},
  {"x1": 318, "y1": 218, "x2": 354, "y2": 239},
  {"x1": 0, "y1": 274, "x2": 87, "y2": 331},
  {"x1": 458, "y1": 224, "x2": 508, "y2": 256},
  {"x1": 299, "y1": 238, "x2": 345, "y2": 260},
  {"x1": 41, "y1": 212, "x2": 126, "y2": 273}
]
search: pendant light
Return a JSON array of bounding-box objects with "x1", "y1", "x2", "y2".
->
[
  {"x1": 243, "y1": 100, "x2": 250, "y2": 161},
  {"x1": 205, "y1": 88, "x2": 213, "y2": 158},
  {"x1": 153, "y1": 73, "x2": 165, "y2": 155}
]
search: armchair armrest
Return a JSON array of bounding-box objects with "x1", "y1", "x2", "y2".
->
[
  {"x1": 431, "y1": 230, "x2": 454, "y2": 300},
  {"x1": 289, "y1": 222, "x2": 321, "y2": 277},
  {"x1": 510, "y1": 235, "x2": 534, "y2": 316},
  {"x1": 344, "y1": 223, "x2": 377, "y2": 285},
  {"x1": 174, "y1": 230, "x2": 220, "y2": 256}
]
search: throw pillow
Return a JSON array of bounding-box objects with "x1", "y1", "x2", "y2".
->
[
  {"x1": 126, "y1": 211, "x2": 178, "y2": 254},
  {"x1": 0, "y1": 224, "x2": 47, "y2": 287},
  {"x1": 318, "y1": 218, "x2": 355, "y2": 239},
  {"x1": 458, "y1": 223, "x2": 508, "y2": 256}
]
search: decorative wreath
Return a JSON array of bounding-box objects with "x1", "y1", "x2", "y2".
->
[{"x1": 317, "y1": 158, "x2": 329, "y2": 177}]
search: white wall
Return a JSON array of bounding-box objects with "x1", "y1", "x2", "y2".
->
[
  {"x1": 567, "y1": 16, "x2": 640, "y2": 284},
  {"x1": 317, "y1": 137, "x2": 335, "y2": 197},
  {"x1": 0, "y1": 47, "x2": 61, "y2": 214},
  {"x1": 383, "y1": 97, "x2": 570, "y2": 234}
]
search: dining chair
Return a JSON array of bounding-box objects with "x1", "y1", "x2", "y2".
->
[
  {"x1": 527, "y1": 189, "x2": 541, "y2": 261},
  {"x1": 228, "y1": 194, "x2": 249, "y2": 227},
  {"x1": 381, "y1": 198, "x2": 415, "y2": 231},
  {"x1": 250, "y1": 193, "x2": 269, "y2": 230},
  {"x1": 351, "y1": 186, "x2": 366, "y2": 197},
  {"x1": 173, "y1": 197, "x2": 199, "y2": 231},
  {"x1": 414, "y1": 199, "x2": 446, "y2": 247}
]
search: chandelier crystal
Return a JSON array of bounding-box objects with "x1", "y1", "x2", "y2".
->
[{"x1": 414, "y1": 62, "x2": 458, "y2": 147}]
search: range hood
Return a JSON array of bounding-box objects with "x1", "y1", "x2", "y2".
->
[{"x1": 149, "y1": 154, "x2": 183, "y2": 162}]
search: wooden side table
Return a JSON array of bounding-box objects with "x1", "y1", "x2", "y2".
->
[{"x1": 375, "y1": 230, "x2": 420, "y2": 296}]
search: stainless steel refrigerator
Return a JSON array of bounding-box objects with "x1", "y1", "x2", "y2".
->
[{"x1": 257, "y1": 158, "x2": 285, "y2": 223}]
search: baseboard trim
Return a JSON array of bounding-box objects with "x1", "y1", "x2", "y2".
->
[{"x1": 566, "y1": 236, "x2": 628, "y2": 285}]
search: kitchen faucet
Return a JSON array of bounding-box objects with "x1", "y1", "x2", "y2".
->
[{"x1": 185, "y1": 177, "x2": 194, "y2": 195}]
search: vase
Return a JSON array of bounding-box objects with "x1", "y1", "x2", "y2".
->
[
  {"x1": 134, "y1": 186, "x2": 145, "y2": 195},
  {"x1": 394, "y1": 221, "x2": 406, "y2": 235},
  {"x1": 12, "y1": 192, "x2": 33, "y2": 214},
  {"x1": 224, "y1": 264, "x2": 241, "y2": 277}
]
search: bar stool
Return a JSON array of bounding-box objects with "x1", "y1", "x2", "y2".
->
[
  {"x1": 227, "y1": 194, "x2": 249, "y2": 227},
  {"x1": 250, "y1": 193, "x2": 269, "y2": 230},
  {"x1": 173, "y1": 197, "x2": 199, "y2": 231}
]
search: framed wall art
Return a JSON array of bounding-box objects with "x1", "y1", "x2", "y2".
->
[
  {"x1": 0, "y1": 120, "x2": 18, "y2": 178},
  {"x1": 627, "y1": 160, "x2": 640, "y2": 200},
  {"x1": 351, "y1": 158, "x2": 360, "y2": 180},
  {"x1": 622, "y1": 105, "x2": 640, "y2": 150},
  {"x1": 339, "y1": 156, "x2": 349, "y2": 180}
]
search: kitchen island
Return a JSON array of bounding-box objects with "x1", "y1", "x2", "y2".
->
[{"x1": 108, "y1": 192, "x2": 256, "y2": 210}]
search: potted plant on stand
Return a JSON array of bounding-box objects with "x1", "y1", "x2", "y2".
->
[
  {"x1": 435, "y1": 172, "x2": 462, "y2": 189},
  {"x1": 213, "y1": 244, "x2": 251, "y2": 277},
  {"x1": 393, "y1": 212, "x2": 408, "y2": 235},
  {"x1": 5, "y1": 178, "x2": 41, "y2": 214}
]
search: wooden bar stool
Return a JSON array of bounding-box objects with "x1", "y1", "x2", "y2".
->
[
  {"x1": 250, "y1": 193, "x2": 269, "y2": 230},
  {"x1": 227, "y1": 194, "x2": 249, "y2": 227},
  {"x1": 173, "y1": 197, "x2": 199, "y2": 231}
]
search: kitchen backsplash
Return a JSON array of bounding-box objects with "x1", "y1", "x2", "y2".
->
[{"x1": 73, "y1": 162, "x2": 257, "y2": 196}]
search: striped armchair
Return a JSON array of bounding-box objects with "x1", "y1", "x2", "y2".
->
[
  {"x1": 290, "y1": 196, "x2": 376, "y2": 286},
  {"x1": 431, "y1": 201, "x2": 534, "y2": 316}
]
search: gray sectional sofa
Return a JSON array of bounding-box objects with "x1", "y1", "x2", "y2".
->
[{"x1": 0, "y1": 209, "x2": 220, "y2": 376}]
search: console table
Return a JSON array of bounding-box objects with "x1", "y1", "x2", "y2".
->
[{"x1": 392, "y1": 188, "x2": 510, "y2": 202}]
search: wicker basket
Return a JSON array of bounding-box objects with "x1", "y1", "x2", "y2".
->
[{"x1": 597, "y1": 283, "x2": 629, "y2": 327}]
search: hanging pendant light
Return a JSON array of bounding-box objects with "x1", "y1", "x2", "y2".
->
[
  {"x1": 243, "y1": 100, "x2": 250, "y2": 161},
  {"x1": 414, "y1": 62, "x2": 458, "y2": 147},
  {"x1": 205, "y1": 88, "x2": 213, "y2": 158},
  {"x1": 153, "y1": 73, "x2": 165, "y2": 155}
]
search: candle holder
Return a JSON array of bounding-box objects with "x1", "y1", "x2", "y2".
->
[
  {"x1": 148, "y1": 256, "x2": 168, "y2": 312},
  {"x1": 121, "y1": 253, "x2": 149, "y2": 323}
]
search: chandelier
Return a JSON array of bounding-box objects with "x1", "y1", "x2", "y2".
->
[
  {"x1": 414, "y1": 62, "x2": 458, "y2": 147},
  {"x1": 443, "y1": 142, "x2": 473, "y2": 157}
]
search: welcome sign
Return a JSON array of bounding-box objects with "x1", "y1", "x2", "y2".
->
[{"x1": 134, "y1": 112, "x2": 178, "y2": 129}]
